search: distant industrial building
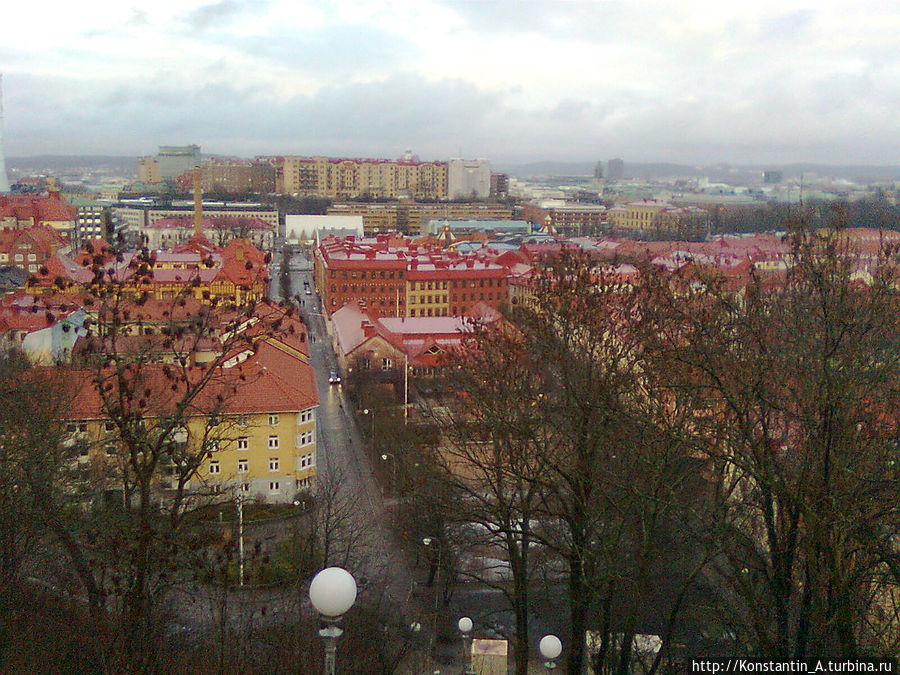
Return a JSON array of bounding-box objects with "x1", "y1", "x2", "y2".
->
[
  {"x1": 763, "y1": 170, "x2": 783, "y2": 184},
  {"x1": 448, "y1": 158, "x2": 491, "y2": 199},
  {"x1": 137, "y1": 145, "x2": 202, "y2": 183},
  {"x1": 607, "y1": 158, "x2": 625, "y2": 181}
]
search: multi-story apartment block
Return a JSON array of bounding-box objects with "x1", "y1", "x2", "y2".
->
[
  {"x1": 314, "y1": 239, "x2": 409, "y2": 317},
  {"x1": 314, "y1": 235, "x2": 509, "y2": 318},
  {"x1": 277, "y1": 155, "x2": 448, "y2": 200},
  {"x1": 521, "y1": 200, "x2": 608, "y2": 236},
  {"x1": 69, "y1": 197, "x2": 108, "y2": 246},
  {"x1": 327, "y1": 203, "x2": 514, "y2": 236},
  {"x1": 58, "y1": 313, "x2": 318, "y2": 504},
  {"x1": 175, "y1": 160, "x2": 276, "y2": 195},
  {"x1": 448, "y1": 158, "x2": 491, "y2": 199},
  {"x1": 608, "y1": 200, "x2": 710, "y2": 240},
  {"x1": 407, "y1": 257, "x2": 508, "y2": 317},
  {"x1": 137, "y1": 156, "x2": 161, "y2": 184}
]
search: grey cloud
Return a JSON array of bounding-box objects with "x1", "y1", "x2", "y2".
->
[
  {"x1": 217, "y1": 24, "x2": 417, "y2": 79},
  {"x1": 5, "y1": 70, "x2": 900, "y2": 165},
  {"x1": 188, "y1": 0, "x2": 258, "y2": 30},
  {"x1": 437, "y1": 0, "x2": 630, "y2": 42},
  {"x1": 758, "y1": 9, "x2": 814, "y2": 42}
]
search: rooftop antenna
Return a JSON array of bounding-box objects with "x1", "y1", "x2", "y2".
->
[{"x1": 0, "y1": 73, "x2": 10, "y2": 193}]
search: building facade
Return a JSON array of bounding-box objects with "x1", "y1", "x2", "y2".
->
[
  {"x1": 448, "y1": 158, "x2": 491, "y2": 200},
  {"x1": 314, "y1": 235, "x2": 510, "y2": 318},
  {"x1": 176, "y1": 160, "x2": 276, "y2": 195},
  {"x1": 277, "y1": 155, "x2": 448, "y2": 200},
  {"x1": 327, "y1": 203, "x2": 514, "y2": 236}
]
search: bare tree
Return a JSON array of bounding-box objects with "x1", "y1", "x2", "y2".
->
[{"x1": 639, "y1": 221, "x2": 900, "y2": 657}]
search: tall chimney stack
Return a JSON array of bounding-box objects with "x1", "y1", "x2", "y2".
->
[
  {"x1": 0, "y1": 74, "x2": 10, "y2": 193},
  {"x1": 193, "y1": 165, "x2": 203, "y2": 235}
]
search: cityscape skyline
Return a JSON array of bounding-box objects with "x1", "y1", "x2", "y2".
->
[{"x1": 3, "y1": 0, "x2": 900, "y2": 165}]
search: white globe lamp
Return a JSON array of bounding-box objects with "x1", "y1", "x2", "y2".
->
[
  {"x1": 539, "y1": 634, "x2": 563, "y2": 671},
  {"x1": 309, "y1": 567, "x2": 357, "y2": 675},
  {"x1": 309, "y1": 567, "x2": 357, "y2": 617}
]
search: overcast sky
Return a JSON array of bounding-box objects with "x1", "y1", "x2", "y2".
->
[{"x1": 3, "y1": 0, "x2": 899, "y2": 165}]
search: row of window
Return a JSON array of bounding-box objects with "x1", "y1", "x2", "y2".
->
[
  {"x1": 0, "y1": 253, "x2": 38, "y2": 263},
  {"x1": 209, "y1": 453, "x2": 313, "y2": 474},
  {"x1": 331, "y1": 269, "x2": 405, "y2": 280}
]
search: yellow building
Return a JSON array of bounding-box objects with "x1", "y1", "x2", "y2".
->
[
  {"x1": 609, "y1": 200, "x2": 709, "y2": 239},
  {"x1": 61, "y1": 312, "x2": 319, "y2": 504},
  {"x1": 137, "y1": 157, "x2": 161, "y2": 184},
  {"x1": 326, "y1": 202, "x2": 513, "y2": 236},
  {"x1": 278, "y1": 156, "x2": 448, "y2": 200}
]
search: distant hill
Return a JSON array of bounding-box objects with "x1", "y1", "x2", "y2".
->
[
  {"x1": 497, "y1": 160, "x2": 900, "y2": 183},
  {"x1": 8, "y1": 155, "x2": 137, "y2": 175}
]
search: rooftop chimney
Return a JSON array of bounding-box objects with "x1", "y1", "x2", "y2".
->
[
  {"x1": 193, "y1": 166, "x2": 203, "y2": 235},
  {"x1": 0, "y1": 75, "x2": 10, "y2": 193}
]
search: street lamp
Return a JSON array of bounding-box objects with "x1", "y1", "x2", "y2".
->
[
  {"x1": 539, "y1": 634, "x2": 563, "y2": 672},
  {"x1": 458, "y1": 616, "x2": 474, "y2": 674},
  {"x1": 309, "y1": 567, "x2": 357, "y2": 675},
  {"x1": 381, "y1": 452, "x2": 396, "y2": 497}
]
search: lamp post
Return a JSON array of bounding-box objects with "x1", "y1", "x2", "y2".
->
[
  {"x1": 236, "y1": 492, "x2": 244, "y2": 587},
  {"x1": 458, "y1": 616, "x2": 474, "y2": 674},
  {"x1": 309, "y1": 567, "x2": 357, "y2": 675},
  {"x1": 380, "y1": 452, "x2": 396, "y2": 497},
  {"x1": 539, "y1": 634, "x2": 563, "y2": 672},
  {"x1": 362, "y1": 408, "x2": 375, "y2": 439}
]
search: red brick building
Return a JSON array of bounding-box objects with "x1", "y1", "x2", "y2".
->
[{"x1": 313, "y1": 235, "x2": 510, "y2": 318}]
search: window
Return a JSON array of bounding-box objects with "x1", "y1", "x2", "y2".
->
[
  {"x1": 268, "y1": 435, "x2": 279, "y2": 449},
  {"x1": 209, "y1": 461, "x2": 220, "y2": 474},
  {"x1": 268, "y1": 414, "x2": 279, "y2": 426},
  {"x1": 381, "y1": 358, "x2": 393, "y2": 370},
  {"x1": 238, "y1": 459, "x2": 248, "y2": 473},
  {"x1": 27, "y1": 253, "x2": 37, "y2": 262},
  {"x1": 298, "y1": 430, "x2": 314, "y2": 446},
  {"x1": 300, "y1": 453, "x2": 314, "y2": 469},
  {"x1": 241, "y1": 482, "x2": 250, "y2": 492},
  {"x1": 237, "y1": 437, "x2": 248, "y2": 450},
  {"x1": 269, "y1": 481, "x2": 280, "y2": 492},
  {"x1": 299, "y1": 409, "x2": 315, "y2": 424},
  {"x1": 269, "y1": 457, "x2": 279, "y2": 471}
]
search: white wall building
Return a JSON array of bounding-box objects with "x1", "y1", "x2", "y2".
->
[
  {"x1": 285, "y1": 214, "x2": 364, "y2": 244},
  {"x1": 448, "y1": 158, "x2": 491, "y2": 200}
]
